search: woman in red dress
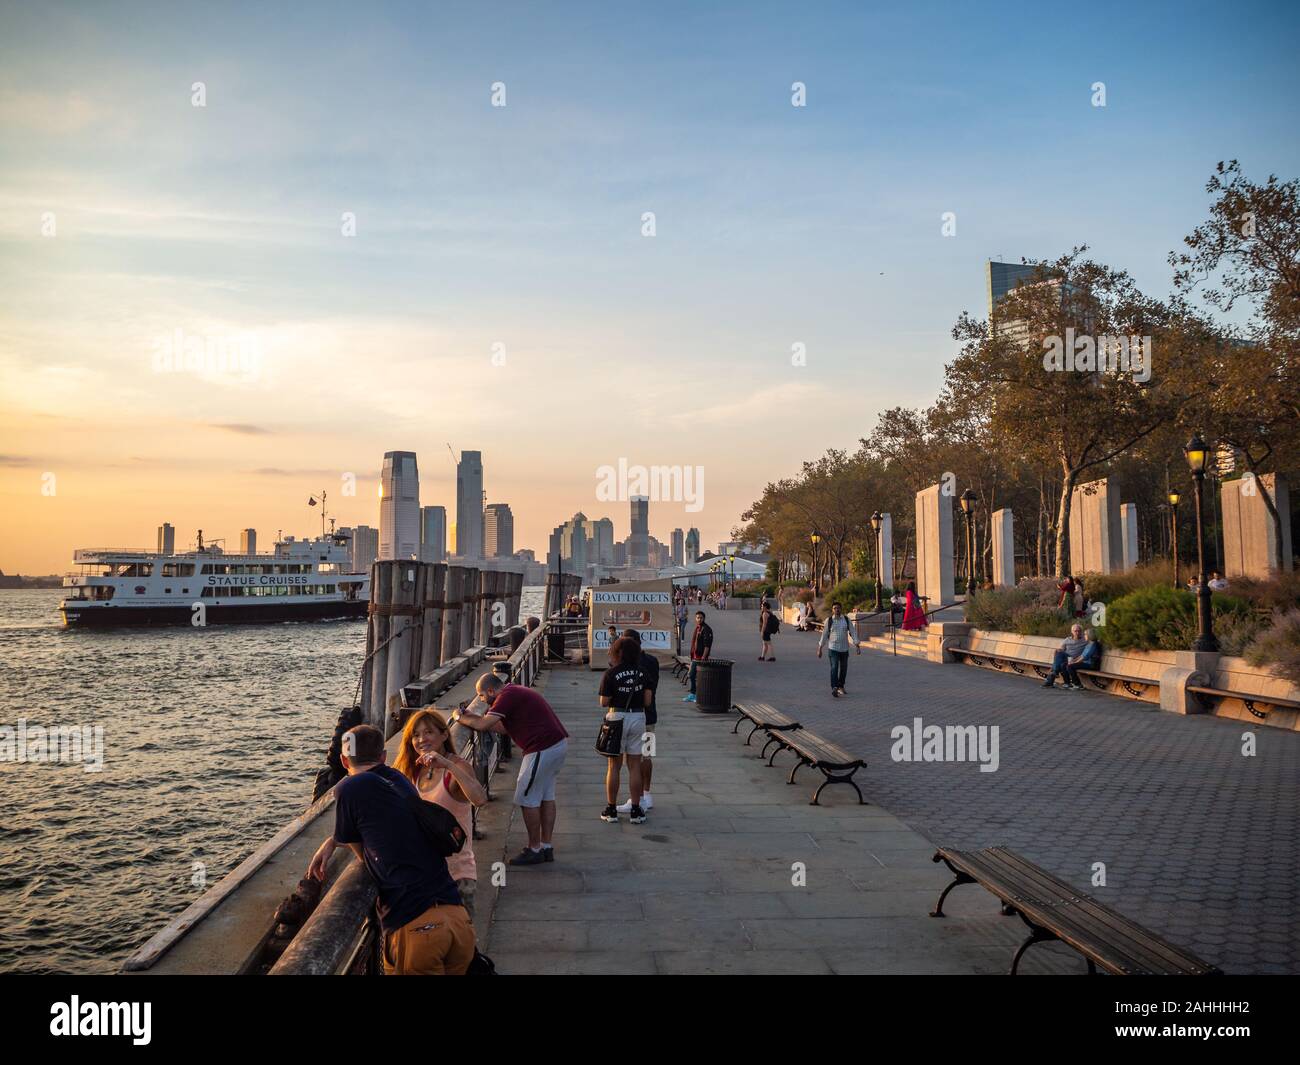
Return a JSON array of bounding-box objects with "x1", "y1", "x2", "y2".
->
[{"x1": 901, "y1": 581, "x2": 927, "y2": 631}]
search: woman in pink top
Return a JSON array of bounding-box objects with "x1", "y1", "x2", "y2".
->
[{"x1": 394, "y1": 708, "x2": 488, "y2": 922}]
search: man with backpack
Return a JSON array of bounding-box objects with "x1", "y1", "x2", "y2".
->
[
  {"x1": 306, "y1": 724, "x2": 475, "y2": 974},
  {"x1": 816, "y1": 602, "x2": 859, "y2": 698}
]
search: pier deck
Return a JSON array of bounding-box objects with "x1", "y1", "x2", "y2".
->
[{"x1": 473, "y1": 607, "x2": 1300, "y2": 975}]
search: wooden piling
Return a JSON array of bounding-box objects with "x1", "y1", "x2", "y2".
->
[
  {"x1": 364, "y1": 560, "x2": 392, "y2": 730},
  {"x1": 460, "y1": 566, "x2": 479, "y2": 648},
  {"x1": 420, "y1": 563, "x2": 446, "y2": 673},
  {"x1": 441, "y1": 566, "x2": 464, "y2": 663},
  {"x1": 382, "y1": 560, "x2": 420, "y2": 736}
]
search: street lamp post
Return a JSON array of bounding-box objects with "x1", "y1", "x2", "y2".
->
[
  {"x1": 1184, "y1": 434, "x2": 1219, "y2": 653},
  {"x1": 810, "y1": 531, "x2": 822, "y2": 597},
  {"x1": 1168, "y1": 489, "x2": 1181, "y2": 589},
  {"x1": 959, "y1": 490, "x2": 977, "y2": 599},
  {"x1": 870, "y1": 511, "x2": 884, "y2": 612}
]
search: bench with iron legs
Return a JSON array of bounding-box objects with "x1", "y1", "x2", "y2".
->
[
  {"x1": 1187, "y1": 684, "x2": 1300, "y2": 721},
  {"x1": 765, "y1": 728, "x2": 867, "y2": 806},
  {"x1": 671, "y1": 655, "x2": 691, "y2": 683},
  {"x1": 930, "y1": 846, "x2": 1222, "y2": 976},
  {"x1": 731, "y1": 700, "x2": 802, "y2": 759},
  {"x1": 950, "y1": 647, "x2": 1157, "y2": 699}
]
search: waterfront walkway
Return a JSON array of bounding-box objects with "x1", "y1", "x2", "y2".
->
[{"x1": 470, "y1": 608, "x2": 1300, "y2": 974}]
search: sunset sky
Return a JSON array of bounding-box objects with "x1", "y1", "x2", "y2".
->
[{"x1": 3, "y1": 1, "x2": 1298, "y2": 574}]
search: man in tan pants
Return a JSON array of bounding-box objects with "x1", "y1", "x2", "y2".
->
[{"x1": 308, "y1": 724, "x2": 475, "y2": 975}]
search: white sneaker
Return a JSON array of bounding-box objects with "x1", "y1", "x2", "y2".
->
[
  {"x1": 641, "y1": 792, "x2": 653, "y2": 809},
  {"x1": 617, "y1": 794, "x2": 653, "y2": 813},
  {"x1": 616, "y1": 799, "x2": 634, "y2": 813}
]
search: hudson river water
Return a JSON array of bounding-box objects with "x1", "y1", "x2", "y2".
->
[{"x1": 0, "y1": 586, "x2": 544, "y2": 974}]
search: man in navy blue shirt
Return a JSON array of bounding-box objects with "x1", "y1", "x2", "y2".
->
[{"x1": 307, "y1": 724, "x2": 474, "y2": 974}]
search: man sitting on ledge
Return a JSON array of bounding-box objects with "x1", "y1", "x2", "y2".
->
[
  {"x1": 1043, "y1": 623, "x2": 1087, "y2": 689},
  {"x1": 1064, "y1": 627, "x2": 1102, "y2": 689}
]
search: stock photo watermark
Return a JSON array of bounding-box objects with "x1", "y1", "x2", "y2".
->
[
  {"x1": 1, "y1": 719, "x2": 104, "y2": 773},
  {"x1": 595, "y1": 459, "x2": 704, "y2": 512}
]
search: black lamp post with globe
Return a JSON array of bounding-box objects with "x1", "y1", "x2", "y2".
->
[{"x1": 1184, "y1": 433, "x2": 1219, "y2": 653}]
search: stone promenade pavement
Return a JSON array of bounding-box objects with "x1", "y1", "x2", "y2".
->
[{"x1": 474, "y1": 664, "x2": 1079, "y2": 975}]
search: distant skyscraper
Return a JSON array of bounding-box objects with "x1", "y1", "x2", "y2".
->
[
  {"x1": 484, "y1": 503, "x2": 514, "y2": 557},
  {"x1": 685, "y1": 527, "x2": 700, "y2": 565},
  {"x1": 352, "y1": 525, "x2": 379, "y2": 573},
  {"x1": 629, "y1": 496, "x2": 649, "y2": 565},
  {"x1": 420, "y1": 505, "x2": 447, "y2": 563},
  {"x1": 456, "y1": 451, "x2": 484, "y2": 559},
  {"x1": 986, "y1": 260, "x2": 1042, "y2": 317},
  {"x1": 547, "y1": 525, "x2": 565, "y2": 571},
  {"x1": 240, "y1": 529, "x2": 257, "y2": 555},
  {"x1": 562, "y1": 512, "x2": 589, "y2": 573},
  {"x1": 671, "y1": 528, "x2": 684, "y2": 566},
  {"x1": 593, "y1": 517, "x2": 615, "y2": 565},
  {"x1": 380, "y1": 451, "x2": 421, "y2": 559},
  {"x1": 156, "y1": 523, "x2": 175, "y2": 555}
]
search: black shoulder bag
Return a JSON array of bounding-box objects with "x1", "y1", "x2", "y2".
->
[
  {"x1": 404, "y1": 787, "x2": 467, "y2": 858},
  {"x1": 595, "y1": 668, "x2": 642, "y2": 757}
]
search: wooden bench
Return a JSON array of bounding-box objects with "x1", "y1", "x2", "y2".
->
[
  {"x1": 1187, "y1": 684, "x2": 1300, "y2": 721},
  {"x1": 930, "y1": 846, "x2": 1223, "y2": 976},
  {"x1": 731, "y1": 700, "x2": 802, "y2": 757},
  {"x1": 766, "y1": 728, "x2": 867, "y2": 806}
]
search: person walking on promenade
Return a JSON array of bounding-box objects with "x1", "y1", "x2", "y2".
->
[
  {"x1": 1042, "y1": 624, "x2": 1088, "y2": 689},
  {"x1": 455, "y1": 673, "x2": 569, "y2": 866},
  {"x1": 598, "y1": 635, "x2": 650, "y2": 824},
  {"x1": 393, "y1": 708, "x2": 488, "y2": 923},
  {"x1": 759, "y1": 604, "x2": 779, "y2": 660},
  {"x1": 675, "y1": 597, "x2": 688, "y2": 642},
  {"x1": 617, "y1": 628, "x2": 659, "y2": 813},
  {"x1": 683, "y1": 609, "x2": 713, "y2": 704},
  {"x1": 817, "y1": 602, "x2": 859, "y2": 697},
  {"x1": 307, "y1": 724, "x2": 474, "y2": 975},
  {"x1": 901, "y1": 581, "x2": 926, "y2": 631}
]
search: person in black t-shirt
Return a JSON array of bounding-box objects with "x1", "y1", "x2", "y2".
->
[
  {"x1": 307, "y1": 724, "x2": 474, "y2": 974},
  {"x1": 615, "y1": 628, "x2": 659, "y2": 813},
  {"x1": 597, "y1": 636, "x2": 650, "y2": 824}
]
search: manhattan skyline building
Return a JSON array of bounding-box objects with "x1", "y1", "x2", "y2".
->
[
  {"x1": 671, "y1": 527, "x2": 684, "y2": 566},
  {"x1": 420, "y1": 505, "x2": 447, "y2": 564},
  {"x1": 351, "y1": 524, "x2": 379, "y2": 573},
  {"x1": 455, "y1": 450, "x2": 484, "y2": 560},
  {"x1": 484, "y1": 503, "x2": 515, "y2": 557},
  {"x1": 628, "y1": 495, "x2": 649, "y2": 566},
  {"x1": 592, "y1": 517, "x2": 615, "y2": 565},
  {"x1": 156, "y1": 523, "x2": 175, "y2": 555},
  {"x1": 685, "y1": 527, "x2": 700, "y2": 565},
  {"x1": 379, "y1": 450, "x2": 420, "y2": 560}
]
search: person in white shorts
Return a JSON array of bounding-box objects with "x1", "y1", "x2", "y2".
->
[
  {"x1": 597, "y1": 636, "x2": 650, "y2": 824},
  {"x1": 454, "y1": 673, "x2": 569, "y2": 866}
]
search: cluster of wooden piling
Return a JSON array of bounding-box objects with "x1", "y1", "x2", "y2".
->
[
  {"x1": 361, "y1": 561, "x2": 525, "y2": 735},
  {"x1": 542, "y1": 571, "x2": 582, "y2": 618}
]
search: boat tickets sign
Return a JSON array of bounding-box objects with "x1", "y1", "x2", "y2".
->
[{"x1": 589, "y1": 578, "x2": 676, "y2": 669}]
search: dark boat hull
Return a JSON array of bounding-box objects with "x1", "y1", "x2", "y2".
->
[{"x1": 60, "y1": 600, "x2": 369, "y2": 628}]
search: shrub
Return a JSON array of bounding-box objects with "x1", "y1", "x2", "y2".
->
[
  {"x1": 1245, "y1": 609, "x2": 1300, "y2": 687},
  {"x1": 1017, "y1": 576, "x2": 1067, "y2": 608},
  {"x1": 1075, "y1": 561, "x2": 1172, "y2": 604},
  {"x1": 966, "y1": 587, "x2": 1033, "y2": 631},
  {"x1": 1222, "y1": 572, "x2": 1300, "y2": 613},
  {"x1": 1010, "y1": 605, "x2": 1075, "y2": 637},
  {"x1": 825, "y1": 577, "x2": 889, "y2": 613},
  {"x1": 1103, "y1": 586, "x2": 1259, "y2": 651}
]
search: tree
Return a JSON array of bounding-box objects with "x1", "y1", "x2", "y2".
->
[{"x1": 1171, "y1": 162, "x2": 1300, "y2": 568}]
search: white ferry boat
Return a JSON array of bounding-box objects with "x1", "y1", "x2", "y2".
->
[{"x1": 60, "y1": 532, "x2": 370, "y2": 628}]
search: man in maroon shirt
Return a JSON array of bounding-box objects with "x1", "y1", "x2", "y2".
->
[
  {"x1": 454, "y1": 674, "x2": 569, "y2": 866},
  {"x1": 683, "y1": 610, "x2": 713, "y2": 704}
]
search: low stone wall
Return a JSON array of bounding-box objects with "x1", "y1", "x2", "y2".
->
[{"x1": 955, "y1": 628, "x2": 1298, "y2": 729}]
